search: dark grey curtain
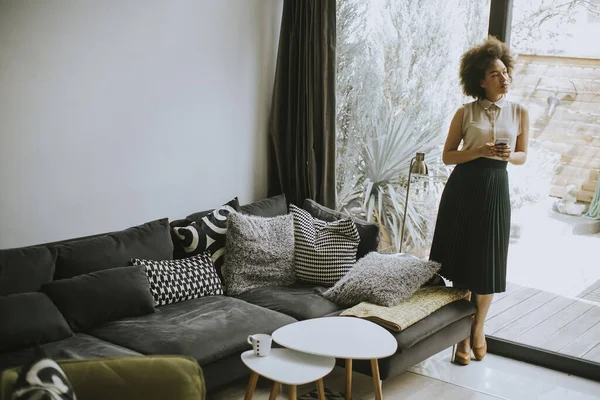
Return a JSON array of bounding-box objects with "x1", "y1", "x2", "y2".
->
[{"x1": 267, "y1": 0, "x2": 336, "y2": 209}]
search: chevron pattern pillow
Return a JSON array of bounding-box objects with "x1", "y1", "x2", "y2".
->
[
  {"x1": 132, "y1": 252, "x2": 223, "y2": 306},
  {"x1": 290, "y1": 204, "x2": 360, "y2": 285}
]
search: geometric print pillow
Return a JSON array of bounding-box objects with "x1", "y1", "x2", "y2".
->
[
  {"x1": 132, "y1": 252, "x2": 223, "y2": 307},
  {"x1": 172, "y1": 198, "x2": 239, "y2": 275},
  {"x1": 289, "y1": 204, "x2": 360, "y2": 286}
]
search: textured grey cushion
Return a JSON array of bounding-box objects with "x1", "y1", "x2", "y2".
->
[
  {"x1": 322, "y1": 253, "x2": 441, "y2": 307},
  {"x1": 222, "y1": 212, "x2": 295, "y2": 295}
]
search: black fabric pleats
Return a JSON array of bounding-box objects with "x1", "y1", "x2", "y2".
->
[{"x1": 429, "y1": 158, "x2": 511, "y2": 294}]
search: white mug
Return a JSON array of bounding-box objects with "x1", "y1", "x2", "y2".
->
[{"x1": 247, "y1": 333, "x2": 272, "y2": 357}]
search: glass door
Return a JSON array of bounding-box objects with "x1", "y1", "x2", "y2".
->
[{"x1": 486, "y1": 0, "x2": 600, "y2": 364}]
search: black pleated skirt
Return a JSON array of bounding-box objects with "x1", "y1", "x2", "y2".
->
[{"x1": 429, "y1": 158, "x2": 511, "y2": 294}]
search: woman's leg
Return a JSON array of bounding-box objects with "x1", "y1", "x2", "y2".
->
[
  {"x1": 472, "y1": 293, "x2": 494, "y2": 348},
  {"x1": 456, "y1": 290, "x2": 472, "y2": 353}
]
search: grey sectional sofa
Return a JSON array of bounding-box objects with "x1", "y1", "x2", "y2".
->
[{"x1": 0, "y1": 194, "x2": 476, "y2": 393}]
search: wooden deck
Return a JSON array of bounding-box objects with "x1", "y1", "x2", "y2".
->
[{"x1": 487, "y1": 281, "x2": 600, "y2": 363}]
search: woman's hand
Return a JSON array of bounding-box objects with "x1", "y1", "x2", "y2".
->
[
  {"x1": 478, "y1": 142, "x2": 496, "y2": 158},
  {"x1": 494, "y1": 144, "x2": 512, "y2": 160}
]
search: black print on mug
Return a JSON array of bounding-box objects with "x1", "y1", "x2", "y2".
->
[{"x1": 247, "y1": 333, "x2": 272, "y2": 357}]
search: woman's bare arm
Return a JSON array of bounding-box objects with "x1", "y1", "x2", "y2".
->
[
  {"x1": 494, "y1": 106, "x2": 529, "y2": 164},
  {"x1": 508, "y1": 106, "x2": 529, "y2": 165},
  {"x1": 442, "y1": 107, "x2": 495, "y2": 165}
]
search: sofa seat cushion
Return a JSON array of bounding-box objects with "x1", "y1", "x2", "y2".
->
[
  {"x1": 392, "y1": 299, "x2": 476, "y2": 351},
  {"x1": 235, "y1": 283, "x2": 343, "y2": 320},
  {"x1": 0, "y1": 334, "x2": 142, "y2": 372},
  {"x1": 88, "y1": 295, "x2": 296, "y2": 366}
]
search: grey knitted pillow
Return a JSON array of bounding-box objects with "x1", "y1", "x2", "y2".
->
[
  {"x1": 322, "y1": 253, "x2": 441, "y2": 307},
  {"x1": 222, "y1": 212, "x2": 295, "y2": 295}
]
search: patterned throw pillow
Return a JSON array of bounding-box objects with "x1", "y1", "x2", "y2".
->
[
  {"x1": 290, "y1": 204, "x2": 360, "y2": 286},
  {"x1": 222, "y1": 212, "x2": 295, "y2": 296},
  {"x1": 132, "y1": 252, "x2": 223, "y2": 307},
  {"x1": 12, "y1": 348, "x2": 77, "y2": 400},
  {"x1": 171, "y1": 198, "x2": 239, "y2": 274}
]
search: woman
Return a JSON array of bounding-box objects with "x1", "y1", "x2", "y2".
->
[{"x1": 429, "y1": 36, "x2": 529, "y2": 365}]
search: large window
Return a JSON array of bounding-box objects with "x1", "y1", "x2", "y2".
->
[
  {"x1": 336, "y1": 0, "x2": 600, "y2": 380},
  {"x1": 336, "y1": 0, "x2": 490, "y2": 256}
]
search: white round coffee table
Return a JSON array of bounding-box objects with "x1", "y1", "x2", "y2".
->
[
  {"x1": 272, "y1": 316, "x2": 397, "y2": 400},
  {"x1": 241, "y1": 348, "x2": 335, "y2": 400}
]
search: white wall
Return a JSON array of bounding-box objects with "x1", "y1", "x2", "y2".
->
[{"x1": 0, "y1": 0, "x2": 283, "y2": 248}]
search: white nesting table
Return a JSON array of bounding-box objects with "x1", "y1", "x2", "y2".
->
[
  {"x1": 241, "y1": 348, "x2": 335, "y2": 400},
  {"x1": 272, "y1": 316, "x2": 397, "y2": 400}
]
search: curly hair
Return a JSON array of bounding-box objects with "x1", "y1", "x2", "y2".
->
[{"x1": 459, "y1": 36, "x2": 514, "y2": 99}]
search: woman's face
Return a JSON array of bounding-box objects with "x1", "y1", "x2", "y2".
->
[{"x1": 480, "y1": 58, "x2": 510, "y2": 99}]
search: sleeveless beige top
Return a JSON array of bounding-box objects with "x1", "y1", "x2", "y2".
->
[{"x1": 461, "y1": 97, "x2": 523, "y2": 161}]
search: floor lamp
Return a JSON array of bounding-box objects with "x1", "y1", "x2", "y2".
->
[{"x1": 399, "y1": 152, "x2": 429, "y2": 253}]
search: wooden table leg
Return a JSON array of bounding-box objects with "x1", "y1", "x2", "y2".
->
[
  {"x1": 316, "y1": 378, "x2": 326, "y2": 400},
  {"x1": 270, "y1": 381, "x2": 280, "y2": 400},
  {"x1": 289, "y1": 384, "x2": 297, "y2": 400},
  {"x1": 370, "y1": 359, "x2": 383, "y2": 400},
  {"x1": 244, "y1": 371, "x2": 259, "y2": 400},
  {"x1": 345, "y1": 359, "x2": 352, "y2": 400}
]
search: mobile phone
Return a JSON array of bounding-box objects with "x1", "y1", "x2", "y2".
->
[{"x1": 495, "y1": 138, "x2": 510, "y2": 147}]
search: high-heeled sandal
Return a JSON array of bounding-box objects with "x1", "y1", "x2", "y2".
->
[
  {"x1": 452, "y1": 343, "x2": 471, "y2": 365},
  {"x1": 472, "y1": 339, "x2": 487, "y2": 361},
  {"x1": 471, "y1": 316, "x2": 487, "y2": 361}
]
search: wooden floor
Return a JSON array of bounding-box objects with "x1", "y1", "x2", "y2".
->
[{"x1": 487, "y1": 281, "x2": 600, "y2": 363}]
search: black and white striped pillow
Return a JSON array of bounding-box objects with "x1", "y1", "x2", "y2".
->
[
  {"x1": 132, "y1": 252, "x2": 223, "y2": 306},
  {"x1": 290, "y1": 204, "x2": 360, "y2": 285}
]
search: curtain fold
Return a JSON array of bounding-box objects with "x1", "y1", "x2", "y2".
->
[{"x1": 267, "y1": 0, "x2": 336, "y2": 209}]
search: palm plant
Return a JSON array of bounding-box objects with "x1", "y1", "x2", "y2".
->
[{"x1": 337, "y1": 101, "x2": 448, "y2": 255}]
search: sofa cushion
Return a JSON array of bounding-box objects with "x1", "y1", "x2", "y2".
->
[
  {"x1": 235, "y1": 283, "x2": 343, "y2": 320},
  {"x1": 0, "y1": 334, "x2": 142, "y2": 372},
  {"x1": 290, "y1": 204, "x2": 360, "y2": 286},
  {"x1": 0, "y1": 246, "x2": 56, "y2": 296},
  {"x1": 323, "y1": 299, "x2": 476, "y2": 352},
  {"x1": 169, "y1": 219, "x2": 188, "y2": 259},
  {"x1": 53, "y1": 218, "x2": 173, "y2": 279},
  {"x1": 322, "y1": 253, "x2": 441, "y2": 307},
  {"x1": 0, "y1": 293, "x2": 73, "y2": 353},
  {"x1": 393, "y1": 299, "x2": 476, "y2": 351},
  {"x1": 8, "y1": 348, "x2": 77, "y2": 400},
  {"x1": 88, "y1": 295, "x2": 296, "y2": 366},
  {"x1": 222, "y1": 212, "x2": 295, "y2": 296},
  {"x1": 41, "y1": 266, "x2": 155, "y2": 331},
  {"x1": 240, "y1": 194, "x2": 288, "y2": 217},
  {"x1": 173, "y1": 197, "x2": 240, "y2": 275},
  {"x1": 302, "y1": 199, "x2": 380, "y2": 259},
  {"x1": 132, "y1": 253, "x2": 223, "y2": 307}
]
